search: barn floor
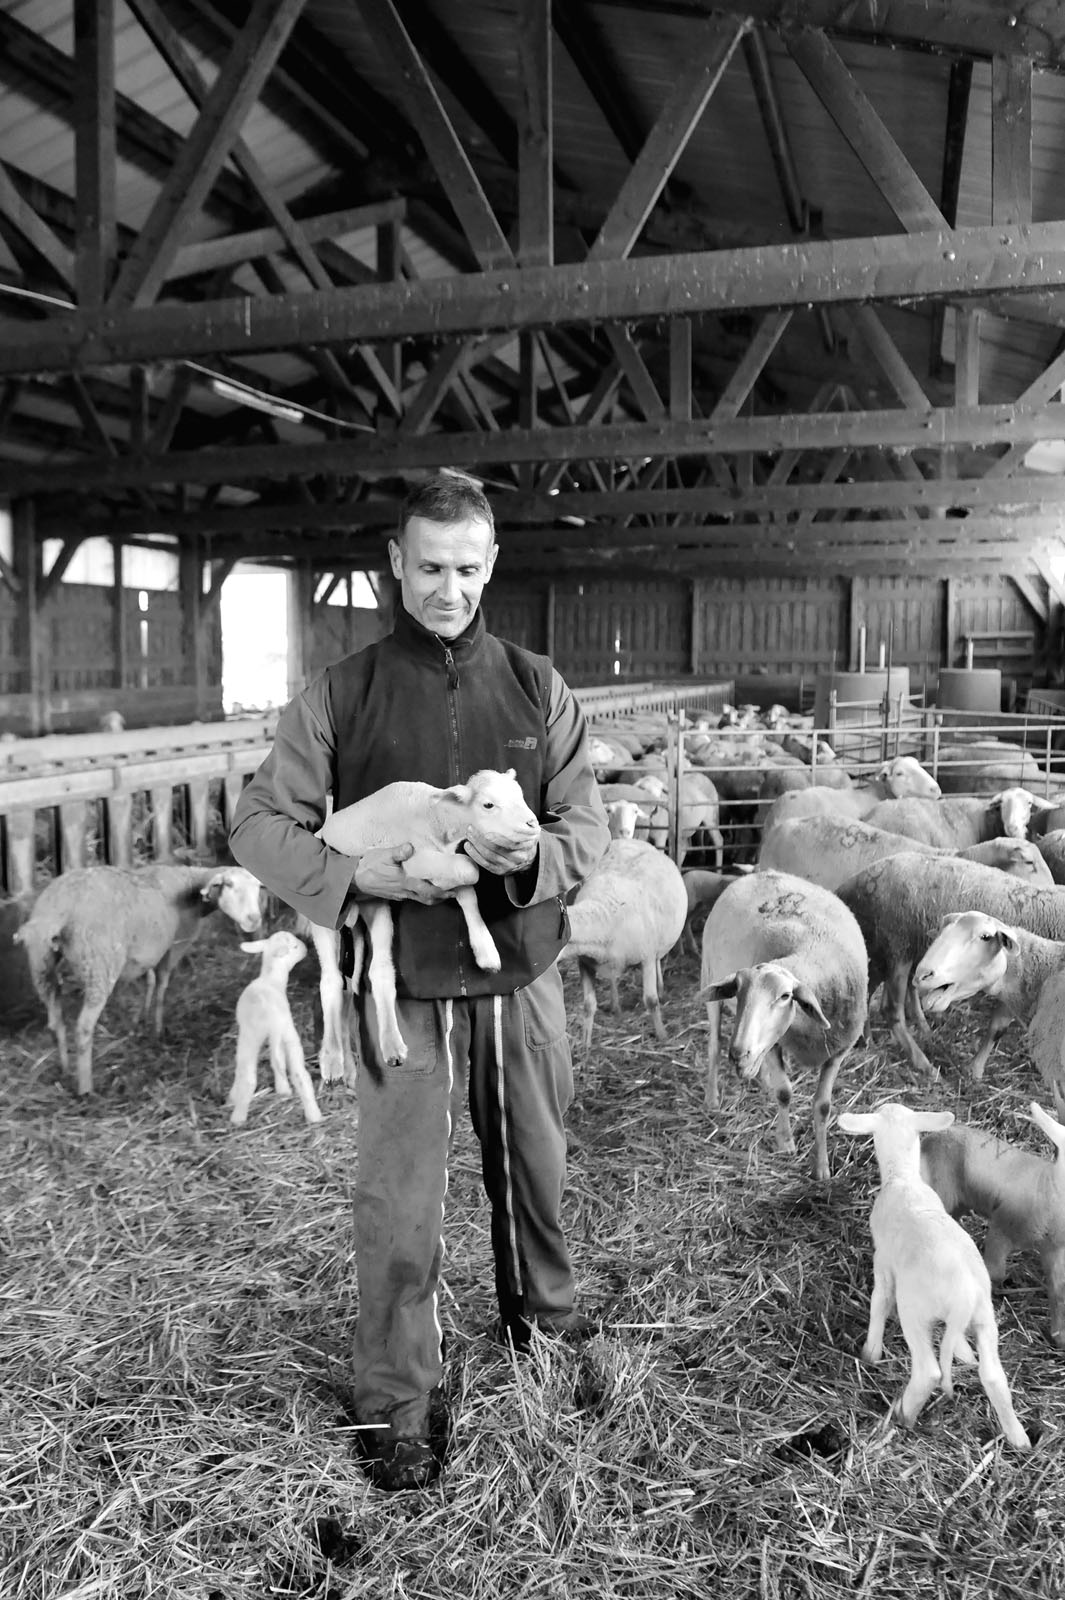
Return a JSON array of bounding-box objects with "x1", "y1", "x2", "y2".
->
[{"x1": 1, "y1": 921, "x2": 1063, "y2": 1600}]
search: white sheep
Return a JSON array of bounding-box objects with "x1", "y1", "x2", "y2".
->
[
  {"x1": 633, "y1": 770, "x2": 724, "y2": 866},
  {"x1": 838, "y1": 1101, "x2": 1030, "y2": 1450},
  {"x1": 920, "y1": 1102, "x2": 1065, "y2": 1349},
  {"x1": 604, "y1": 798, "x2": 641, "y2": 839},
  {"x1": 700, "y1": 869, "x2": 868, "y2": 1181},
  {"x1": 759, "y1": 755, "x2": 941, "y2": 839},
  {"x1": 227, "y1": 931, "x2": 322, "y2": 1127},
  {"x1": 15, "y1": 864, "x2": 264, "y2": 1095},
  {"x1": 680, "y1": 867, "x2": 742, "y2": 956},
  {"x1": 838, "y1": 850, "x2": 1065, "y2": 1077},
  {"x1": 309, "y1": 768, "x2": 540, "y2": 1074},
  {"x1": 559, "y1": 837, "x2": 688, "y2": 1051},
  {"x1": 860, "y1": 787, "x2": 1040, "y2": 850},
  {"x1": 759, "y1": 813, "x2": 1055, "y2": 893},
  {"x1": 596, "y1": 783, "x2": 669, "y2": 849}
]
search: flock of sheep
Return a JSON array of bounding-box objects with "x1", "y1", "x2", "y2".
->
[{"x1": 12, "y1": 695, "x2": 1065, "y2": 1452}]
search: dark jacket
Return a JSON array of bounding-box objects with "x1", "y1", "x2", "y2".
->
[{"x1": 229, "y1": 605, "x2": 610, "y2": 997}]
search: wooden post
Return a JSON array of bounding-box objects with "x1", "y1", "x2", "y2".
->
[
  {"x1": 689, "y1": 578, "x2": 703, "y2": 676},
  {"x1": 111, "y1": 537, "x2": 127, "y2": 692},
  {"x1": 287, "y1": 560, "x2": 315, "y2": 698},
  {"x1": 180, "y1": 537, "x2": 207, "y2": 715},
  {"x1": 545, "y1": 580, "x2": 556, "y2": 659},
  {"x1": 11, "y1": 498, "x2": 43, "y2": 735}
]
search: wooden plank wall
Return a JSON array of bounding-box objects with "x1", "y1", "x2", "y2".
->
[
  {"x1": 851, "y1": 574, "x2": 946, "y2": 696},
  {"x1": 552, "y1": 578, "x2": 692, "y2": 684},
  {"x1": 694, "y1": 575, "x2": 847, "y2": 677}
]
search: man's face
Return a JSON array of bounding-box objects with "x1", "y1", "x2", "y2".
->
[{"x1": 389, "y1": 514, "x2": 497, "y2": 640}]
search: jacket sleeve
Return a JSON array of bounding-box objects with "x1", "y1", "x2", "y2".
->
[
  {"x1": 228, "y1": 676, "x2": 358, "y2": 929},
  {"x1": 507, "y1": 669, "x2": 610, "y2": 908}
]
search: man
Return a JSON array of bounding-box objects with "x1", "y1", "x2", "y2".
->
[{"x1": 230, "y1": 471, "x2": 610, "y2": 1491}]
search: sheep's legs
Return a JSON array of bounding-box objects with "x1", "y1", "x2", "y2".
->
[
  {"x1": 811, "y1": 1051, "x2": 847, "y2": 1182},
  {"x1": 1040, "y1": 1247, "x2": 1065, "y2": 1350},
  {"x1": 453, "y1": 885, "x2": 501, "y2": 971},
  {"x1": 897, "y1": 1327, "x2": 942, "y2": 1428},
  {"x1": 578, "y1": 957, "x2": 598, "y2": 1054},
  {"x1": 967, "y1": 1004, "x2": 1015, "y2": 1081},
  {"x1": 704, "y1": 999, "x2": 722, "y2": 1110},
  {"x1": 641, "y1": 954, "x2": 666, "y2": 1040},
  {"x1": 73, "y1": 993, "x2": 108, "y2": 1096},
  {"x1": 758, "y1": 1047, "x2": 796, "y2": 1157},
  {"x1": 280, "y1": 1031, "x2": 323, "y2": 1125},
  {"x1": 982, "y1": 1219, "x2": 1015, "y2": 1286},
  {"x1": 228, "y1": 1025, "x2": 264, "y2": 1125},
  {"x1": 884, "y1": 960, "x2": 936, "y2": 1078},
  {"x1": 860, "y1": 1261, "x2": 895, "y2": 1365},
  {"x1": 973, "y1": 1313, "x2": 1030, "y2": 1449}
]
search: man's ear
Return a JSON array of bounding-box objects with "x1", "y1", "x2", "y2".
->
[
  {"x1": 388, "y1": 537, "x2": 403, "y2": 582},
  {"x1": 485, "y1": 540, "x2": 498, "y2": 581}
]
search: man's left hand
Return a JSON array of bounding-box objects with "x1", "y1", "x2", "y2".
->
[{"x1": 464, "y1": 833, "x2": 539, "y2": 877}]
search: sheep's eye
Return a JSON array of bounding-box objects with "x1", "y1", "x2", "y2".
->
[
  {"x1": 980, "y1": 932, "x2": 995, "y2": 942},
  {"x1": 482, "y1": 800, "x2": 495, "y2": 810}
]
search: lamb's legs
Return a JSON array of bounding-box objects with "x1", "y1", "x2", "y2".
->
[
  {"x1": 365, "y1": 903, "x2": 408, "y2": 1064},
  {"x1": 228, "y1": 1024, "x2": 264, "y2": 1125},
  {"x1": 280, "y1": 1031, "x2": 323, "y2": 1125},
  {"x1": 897, "y1": 1325, "x2": 942, "y2": 1428},
  {"x1": 577, "y1": 956, "x2": 598, "y2": 1054},
  {"x1": 861, "y1": 1262, "x2": 895, "y2": 1365},
  {"x1": 1039, "y1": 1246, "x2": 1065, "y2": 1350},
  {"x1": 973, "y1": 1314, "x2": 1030, "y2": 1449},
  {"x1": 453, "y1": 884, "x2": 501, "y2": 971}
]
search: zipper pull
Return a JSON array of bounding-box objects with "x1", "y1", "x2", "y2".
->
[{"x1": 443, "y1": 645, "x2": 458, "y2": 690}]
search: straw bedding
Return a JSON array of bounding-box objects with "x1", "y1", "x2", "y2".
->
[{"x1": 2, "y1": 916, "x2": 1062, "y2": 1600}]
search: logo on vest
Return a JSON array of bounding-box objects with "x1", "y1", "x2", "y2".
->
[{"x1": 505, "y1": 736, "x2": 538, "y2": 751}]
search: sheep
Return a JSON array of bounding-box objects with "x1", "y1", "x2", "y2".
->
[
  {"x1": 860, "y1": 787, "x2": 1040, "y2": 851},
  {"x1": 838, "y1": 1102, "x2": 1030, "y2": 1449},
  {"x1": 1036, "y1": 827, "x2": 1065, "y2": 883},
  {"x1": 759, "y1": 813, "x2": 1054, "y2": 893},
  {"x1": 226, "y1": 932, "x2": 321, "y2": 1127},
  {"x1": 559, "y1": 837, "x2": 688, "y2": 1052},
  {"x1": 920, "y1": 1102, "x2": 1065, "y2": 1349},
  {"x1": 700, "y1": 869, "x2": 868, "y2": 1181},
  {"x1": 98, "y1": 709, "x2": 125, "y2": 733},
  {"x1": 14, "y1": 864, "x2": 264, "y2": 1095},
  {"x1": 633, "y1": 770, "x2": 724, "y2": 867},
  {"x1": 913, "y1": 911, "x2": 1065, "y2": 1081},
  {"x1": 837, "y1": 851, "x2": 1065, "y2": 1077},
  {"x1": 759, "y1": 755, "x2": 941, "y2": 840},
  {"x1": 309, "y1": 768, "x2": 540, "y2": 1074},
  {"x1": 935, "y1": 739, "x2": 1045, "y2": 796},
  {"x1": 596, "y1": 782, "x2": 669, "y2": 849},
  {"x1": 680, "y1": 867, "x2": 742, "y2": 956},
  {"x1": 604, "y1": 798, "x2": 641, "y2": 839}
]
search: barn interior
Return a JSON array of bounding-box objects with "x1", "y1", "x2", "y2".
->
[{"x1": 3, "y1": 0, "x2": 1065, "y2": 740}]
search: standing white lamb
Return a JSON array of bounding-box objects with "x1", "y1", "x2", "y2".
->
[
  {"x1": 227, "y1": 931, "x2": 322, "y2": 1127},
  {"x1": 559, "y1": 836, "x2": 688, "y2": 1051},
  {"x1": 838, "y1": 1101, "x2": 1030, "y2": 1450},
  {"x1": 700, "y1": 869, "x2": 868, "y2": 1181},
  {"x1": 15, "y1": 864, "x2": 264, "y2": 1095},
  {"x1": 308, "y1": 769, "x2": 540, "y2": 1073},
  {"x1": 920, "y1": 1102, "x2": 1065, "y2": 1350}
]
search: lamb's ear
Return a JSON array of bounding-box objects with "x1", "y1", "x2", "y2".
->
[
  {"x1": 433, "y1": 783, "x2": 472, "y2": 806},
  {"x1": 837, "y1": 1112, "x2": 875, "y2": 1135},
  {"x1": 201, "y1": 871, "x2": 228, "y2": 905},
  {"x1": 938, "y1": 911, "x2": 965, "y2": 930},
  {"x1": 240, "y1": 939, "x2": 267, "y2": 954},
  {"x1": 505, "y1": 767, "x2": 517, "y2": 781},
  {"x1": 793, "y1": 981, "x2": 830, "y2": 1030},
  {"x1": 1029, "y1": 1102, "x2": 1065, "y2": 1149},
  {"x1": 699, "y1": 974, "x2": 739, "y2": 1002},
  {"x1": 877, "y1": 760, "x2": 892, "y2": 780},
  {"x1": 913, "y1": 1110, "x2": 955, "y2": 1133}
]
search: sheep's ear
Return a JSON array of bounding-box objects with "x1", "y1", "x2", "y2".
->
[
  {"x1": 912, "y1": 1110, "x2": 955, "y2": 1133},
  {"x1": 792, "y1": 981, "x2": 831, "y2": 1030},
  {"x1": 434, "y1": 783, "x2": 472, "y2": 806},
  {"x1": 877, "y1": 760, "x2": 892, "y2": 779},
  {"x1": 1028, "y1": 1102, "x2": 1065, "y2": 1148},
  {"x1": 700, "y1": 974, "x2": 739, "y2": 1002},
  {"x1": 997, "y1": 924, "x2": 1020, "y2": 951},
  {"x1": 837, "y1": 1112, "x2": 875, "y2": 1135},
  {"x1": 240, "y1": 939, "x2": 267, "y2": 954},
  {"x1": 939, "y1": 911, "x2": 964, "y2": 930},
  {"x1": 505, "y1": 767, "x2": 516, "y2": 781},
  {"x1": 201, "y1": 872, "x2": 227, "y2": 904}
]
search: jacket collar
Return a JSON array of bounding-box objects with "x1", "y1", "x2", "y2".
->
[{"x1": 393, "y1": 602, "x2": 486, "y2": 664}]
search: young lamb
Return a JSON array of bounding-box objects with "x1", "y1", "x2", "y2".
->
[
  {"x1": 559, "y1": 836, "x2": 688, "y2": 1052},
  {"x1": 859, "y1": 787, "x2": 1040, "y2": 851},
  {"x1": 920, "y1": 1102, "x2": 1065, "y2": 1349},
  {"x1": 309, "y1": 768, "x2": 540, "y2": 1074},
  {"x1": 759, "y1": 755, "x2": 941, "y2": 839},
  {"x1": 838, "y1": 1101, "x2": 1030, "y2": 1449},
  {"x1": 227, "y1": 931, "x2": 322, "y2": 1127},
  {"x1": 837, "y1": 850, "x2": 1065, "y2": 1077},
  {"x1": 700, "y1": 869, "x2": 868, "y2": 1181},
  {"x1": 759, "y1": 813, "x2": 1054, "y2": 893},
  {"x1": 15, "y1": 864, "x2": 264, "y2": 1095}
]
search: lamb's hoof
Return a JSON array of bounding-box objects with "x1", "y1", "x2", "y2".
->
[
  {"x1": 860, "y1": 1344, "x2": 883, "y2": 1367},
  {"x1": 274, "y1": 1083, "x2": 293, "y2": 1099},
  {"x1": 318, "y1": 1051, "x2": 347, "y2": 1084},
  {"x1": 382, "y1": 1032, "x2": 408, "y2": 1065},
  {"x1": 473, "y1": 947, "x2": 502, "y2": 972},
  {"x1": 303, "y1": 1106, "x2": 324, "y2": 1126},
  {"x1": 229, "y1": 1109, "x2": 249, "y2": 1128}
]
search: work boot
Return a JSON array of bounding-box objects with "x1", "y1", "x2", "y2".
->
[
  {"x1": 356, "y1": 1389, "x2": 448, "y2": 1492},
  {"x1": 495, "y1": 1311, "x2": 602, "y2": 1354}
]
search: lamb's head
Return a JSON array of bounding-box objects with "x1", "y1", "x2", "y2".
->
[
  {"x1": 202, "y1": 866, "x2": 265, "y2": 933},
  {"x1": 431, "y1": 768, "x2": 540, "y2": 849},
  {"x1": 241, "y1": 929, "x2": 307, "y2": 972},
  {"x1": 838, "y1": 1101, "x2": 955, "y2": 1179},
  {"x1": 913, "y1": 911, "x2": 1017, "y2": 1015},
  {"x1": 701, "y1": 961, "x2": 831, "y2": 1078},
  {"x1": 879, "y1": 754, "x2": 940, "y2": 800}
]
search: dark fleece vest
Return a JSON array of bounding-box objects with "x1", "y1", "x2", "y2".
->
[{"x1": 324, "y1": 605, "x2": 570, "y2": 999}]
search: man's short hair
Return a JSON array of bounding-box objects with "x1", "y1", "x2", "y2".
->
[{"x1": 397, "y1": 471, "x2": 495, "y2": 542}]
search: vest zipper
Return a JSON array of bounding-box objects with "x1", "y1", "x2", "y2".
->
[{"x1": 441, "y1": 641, "x2": 467, "y2": 993}]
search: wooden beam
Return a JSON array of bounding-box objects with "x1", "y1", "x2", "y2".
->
[
  {"x1": 844, "y1": 305, "x2": 930, "y2": 412},
  {"x1": 785, "y1": 28, "x2": 946, "y2": 233},
  {"x1": 169, "y1": 201, "x2": 404, "y2": 282},
  {"x1": 0, "y1": 162, "x2": 75, "y2": 290},
  {"x1": 356, "y1": 0, "x2": 512, "y2": 273},
  {"x1": 669, "y1": 319, "x2": 692, "y2": 422},
  {"x1": 7, "y1": 219, "x2": 1065, "y2": 378},
  {"x1": 1032, "y1": 553, "x2": 1065, "y2": 610},
  {"x1": 587, "y1": 14, "x2": 746, "y2": 262},
  {"x1": 74, "y1": 0, "x2": 117, "y2": 309},
  {"x1": 930, "y1": 58, "x2": 973, "y2": 378},
  {"x1": 17, "y1": 394, "x2": 1065, "y2": 498},
  {"x1": 992, "y1": 55, "x2": 1033, "y2": 228},
  {"x1": 39, "y1": 535, "x2": 85, "y2": 605},
  {"x1": 517, "y1": 0, "x2": 553, "y2": 270},
  {"x1": 709, "y1": 310, "x2": 792, "y2": 421},
  {"x1": 110, "y1": 0, "x2": 308, "y2": 308},
  {"x1": 1011, "y1": 572, "x2": 1048, "y2": 623}
]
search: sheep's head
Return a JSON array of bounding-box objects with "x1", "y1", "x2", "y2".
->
[
  {"x1": 914, "y1": 911, "x2": 1016, "y2": 1015},
  {"x1": 202, "y1": 867, "x2": 265, "y2": 933},
  {"x1": 433, "y1": 768, "x2": 540, "y2": 850},
  {"x1": 880, "y1": 755, "x2": 940, "y2": 800},
  {"x1": 701, "y1": 961, "x2": 830, "y2": 1076},
  {"x1": 992, "y1": 787, "x2": 1038, "y2": 839}
]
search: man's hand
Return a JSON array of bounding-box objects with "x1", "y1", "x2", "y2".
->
[
  {"x1": 353, "y1": 843, "x2": 453, "y2": 904},
  {"x1": 463, "y1": 833, "x2": 539, "y2": 877}
]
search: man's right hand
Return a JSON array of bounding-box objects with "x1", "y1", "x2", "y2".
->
[{"x1": 352, "y1": 843, "x2": 451, "y2": 904}]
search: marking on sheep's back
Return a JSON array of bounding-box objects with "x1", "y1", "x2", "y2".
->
[{"x1": 756, "y1": 889, "x2": 808, "y2": 918}]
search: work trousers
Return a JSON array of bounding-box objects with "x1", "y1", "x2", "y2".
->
[{"x1": 350, "y1": 963, "x2": 576, "y2": 1432}]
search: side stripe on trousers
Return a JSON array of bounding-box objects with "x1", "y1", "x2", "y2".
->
[{"x1": 493, "y1": 994, "x2": 524, "y2": 1296}]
